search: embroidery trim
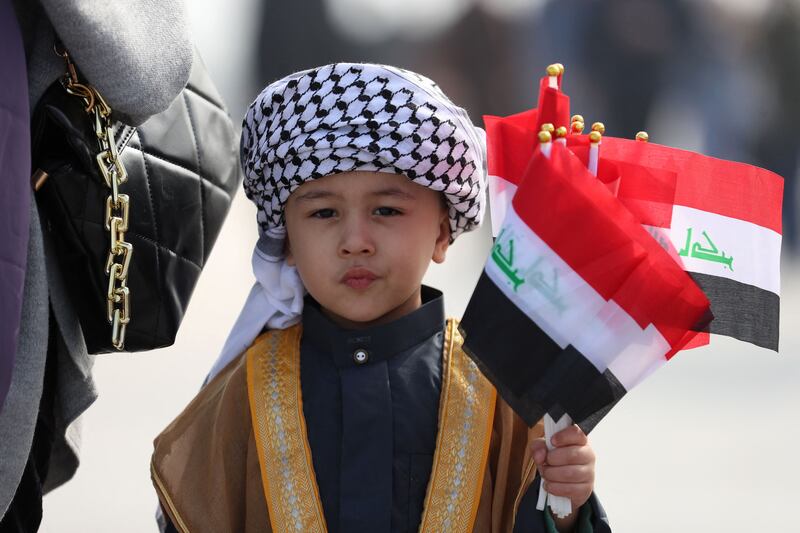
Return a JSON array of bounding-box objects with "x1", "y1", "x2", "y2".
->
[
  {"x1": 418, "y1": 319, "x2": 497, "y2": 532},
  {"x1": 151, "y1": 460, "x2": 191, "y2": 533},
  {"x1": 247, "y1": 319, "x2": 495, "y2": 533},
  {"x1": 246, "y1": 325, "x2": 328, "y2": 533}
]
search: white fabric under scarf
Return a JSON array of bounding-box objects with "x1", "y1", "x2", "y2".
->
[
  {"x1": 208, "y1": 228, "x2": 304, "y2": 379},
  {"x1": 207, "y1": 63, "x2": 486, "y2": 380}
]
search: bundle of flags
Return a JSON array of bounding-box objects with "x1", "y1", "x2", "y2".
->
[{"x1": 459, "y1": 63, "x2": 784, "y2": 517}]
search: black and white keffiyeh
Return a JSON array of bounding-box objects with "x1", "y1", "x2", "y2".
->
[
  {"x1": 241, "y1": 62, "x2": 486, "y2": 240},
  {"x1": 210, "y1": 63, "x2": 486, "y2": 378}
]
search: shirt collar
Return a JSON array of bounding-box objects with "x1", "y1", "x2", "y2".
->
[{"x1": 302, "y1": 286, "x2": 444, "y2": 369}]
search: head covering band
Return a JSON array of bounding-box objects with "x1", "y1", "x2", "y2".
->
[{"x1": 241, "y1": 62, "x2": 486, "y2": 241}]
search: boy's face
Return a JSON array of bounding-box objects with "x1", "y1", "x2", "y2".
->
[{"x1": 285, "y1": 171, "x2": 450, "y2": 329}]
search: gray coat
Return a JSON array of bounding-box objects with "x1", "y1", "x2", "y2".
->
[{"x1": 1, "y1": 0, "x2": 192, "y2": 516}]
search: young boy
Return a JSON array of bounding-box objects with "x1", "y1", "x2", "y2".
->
[{"x1": 151, "y1": 63, "x2": 610, "y2": 533}]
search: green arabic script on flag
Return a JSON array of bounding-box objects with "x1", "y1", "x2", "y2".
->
[
  {"x1": 521, "y1": 257, "x2": 566, "y2": 314},
  {"x1": 492, "y1": 228, "x2": 567, "y2": 313},
  {"x1": 492, "y1": 228, "x2": 525, "y2": 291},
  {"x1": 678, "y1": 228, "x2": 734, "y2": 270}
]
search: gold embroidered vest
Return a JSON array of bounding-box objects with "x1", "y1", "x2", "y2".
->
[{"x1": 246, "y1": 319, "x2": 497, "y2": 533}]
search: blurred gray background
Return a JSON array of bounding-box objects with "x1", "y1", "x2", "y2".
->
[{"x1": 40, "y1": 0, "x2": 800, "y2": 530}]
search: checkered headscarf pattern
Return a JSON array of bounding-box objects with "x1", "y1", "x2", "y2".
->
[{"x1": 241, "y1": 63, "x2": 486, "y2": 242}]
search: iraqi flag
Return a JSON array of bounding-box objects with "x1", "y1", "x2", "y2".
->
[
  {"x1": 596, "y1": 138, "x2": 784, "y2": 351},
  {"x1": 460, "y1": 142, "x2": 712, "y2": 431},
  {"x1": 485, "y1": 111, "x2": 784, "y2": 352},
  {"x1": 484, "y1": 109, "x2": 538, "y2": 237},
  {"x1": 484, "y1": 76, "x2": 569, "y2": 237}
]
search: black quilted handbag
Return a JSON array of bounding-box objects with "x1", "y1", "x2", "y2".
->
[{"x1": 32, "y1": 48, "x2": 241, "y2": 353}]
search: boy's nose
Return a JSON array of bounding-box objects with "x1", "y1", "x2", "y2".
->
[{"x1": 338, "y1": 217, "x2": 376, "y2": 257}]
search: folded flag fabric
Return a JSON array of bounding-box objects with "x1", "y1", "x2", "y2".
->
[
  {"x1": 460, "y1": 142, "x2": 712, "y2": 431},
  {"x1": 484, "y1": 109, "x2": 539, "y2": 237},
  {"x1": 471, "y1": 62, "x2": 783, "y2": 518},
  {"x1": 536, "y1": 75, "x2": 570, "y2": 135},
  {"x1": 598, "y1": 138, "x2": 784, "y2": 351},
  {"x1": 485, "y1": 110, "x2": 784, "y2": 352}
]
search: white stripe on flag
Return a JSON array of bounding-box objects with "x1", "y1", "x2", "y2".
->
[
  {"x1": 485, "y1": 207, "x2": 670, "y2": 388},
  {"x1": 488, "y1": 174, "x2": 518, "y2": 238},
  {"x1": 574, "y1": 305, "x2": 669, "y2": 390},
  {"x1": 666, "y1": 206, "x2": 781, "y2": 295},
  {"x1": 606, "y1": 324, "x2": 668, "y2": 390}
]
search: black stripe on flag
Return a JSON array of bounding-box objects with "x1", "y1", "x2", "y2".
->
[
  {"x1": 460, "y1": 271, "x2": 626, "y2": 433},
  {"x1": 689, "y1": 272, "x2": 779, "y2": 351}
]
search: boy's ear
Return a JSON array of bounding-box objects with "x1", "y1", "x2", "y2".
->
[{"x1": 432, "y1": 212, "x2": 450, "y2": 264}]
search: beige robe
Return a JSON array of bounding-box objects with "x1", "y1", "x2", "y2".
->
[{"x1": 152, "y1": 329, "x2": 544, "y2": 533}]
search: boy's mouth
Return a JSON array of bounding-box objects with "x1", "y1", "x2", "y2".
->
[{"x1": 341, "y1": 267, "x2": 378, "y2": 290}]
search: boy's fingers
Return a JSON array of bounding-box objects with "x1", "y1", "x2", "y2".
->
[
  {"x1": 530, "y1": 438, "x2": 548, "y2": 466},
  {"x1": 542, "y1": 480, "x2": 593, "y2": 504},
  {"x1": 545, "y1": 445, "x2": 595, "y2": 467},
  {"x1": 551, "y1": 425, "x2": 588, "y2": 447},
  {"x1": 538, "y1": 464, "x2": 595, "y2": 484}
]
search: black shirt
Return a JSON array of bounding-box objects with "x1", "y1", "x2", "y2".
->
[{"x1": 300, "y1": 286, "x2": 444, "y2": 533}]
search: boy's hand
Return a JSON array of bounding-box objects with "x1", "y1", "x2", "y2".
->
[{"x1": 531, "y1": 424, "x2": 595, "y2": 528}]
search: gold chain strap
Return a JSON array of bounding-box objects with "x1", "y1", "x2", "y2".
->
[{"x1": 56, "y1": 43, "x2": 132, "y2": 350}]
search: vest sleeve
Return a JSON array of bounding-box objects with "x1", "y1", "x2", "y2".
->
[
  {"x1": 519, "y1": 481, "x2": 612, "y2": 532},
  {"x1": 151, "y1": 353, "x2": 271, "y2": 533},
  {"x1": 473, "y1": 398, "x2": 545, "y2": 533}
]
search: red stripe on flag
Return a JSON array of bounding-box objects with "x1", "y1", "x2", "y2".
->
[
  {"x1": 568, "y1": 137, "x2": 678, "y2": 228},
  {"x1": 511, "y1": 143, "x2": 711, "y2": 350},
  {"x1": 536, "y1": 76, "x2": 571, "y2": 132},
  {"x1": 489, "y1": 125, "x2": 680, "y2": 229},
  {"x1": 484, "y1": 110, "x2": 538, "y2": 185},
  {"x1": 487, "y1": 114, "x2": 783, "y2": 233},
  {"x1": 615, "y1": 162, "x2": 678, "y2": 228},
  {"x1": 600, "y1": 137, "x2": 784, "y2": 234},
  {"x1": 681, "y1": 331, "x2": 710, "y2": 350}
]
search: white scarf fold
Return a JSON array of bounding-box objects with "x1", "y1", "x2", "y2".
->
[{"x1": 208, "y1": 229, "x2": 305, "y2": 380}]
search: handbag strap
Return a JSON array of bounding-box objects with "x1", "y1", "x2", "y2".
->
[{"x1": 55, "y1": 42, "x2": 133, "y2": 350}]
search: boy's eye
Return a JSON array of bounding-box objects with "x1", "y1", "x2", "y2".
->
[
  {"x1": 311, "y1": 208, "x2": 336, "y2": 219},
  {"x1": 374, "y1": 206, "x2": 401, "y2": 216}
]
